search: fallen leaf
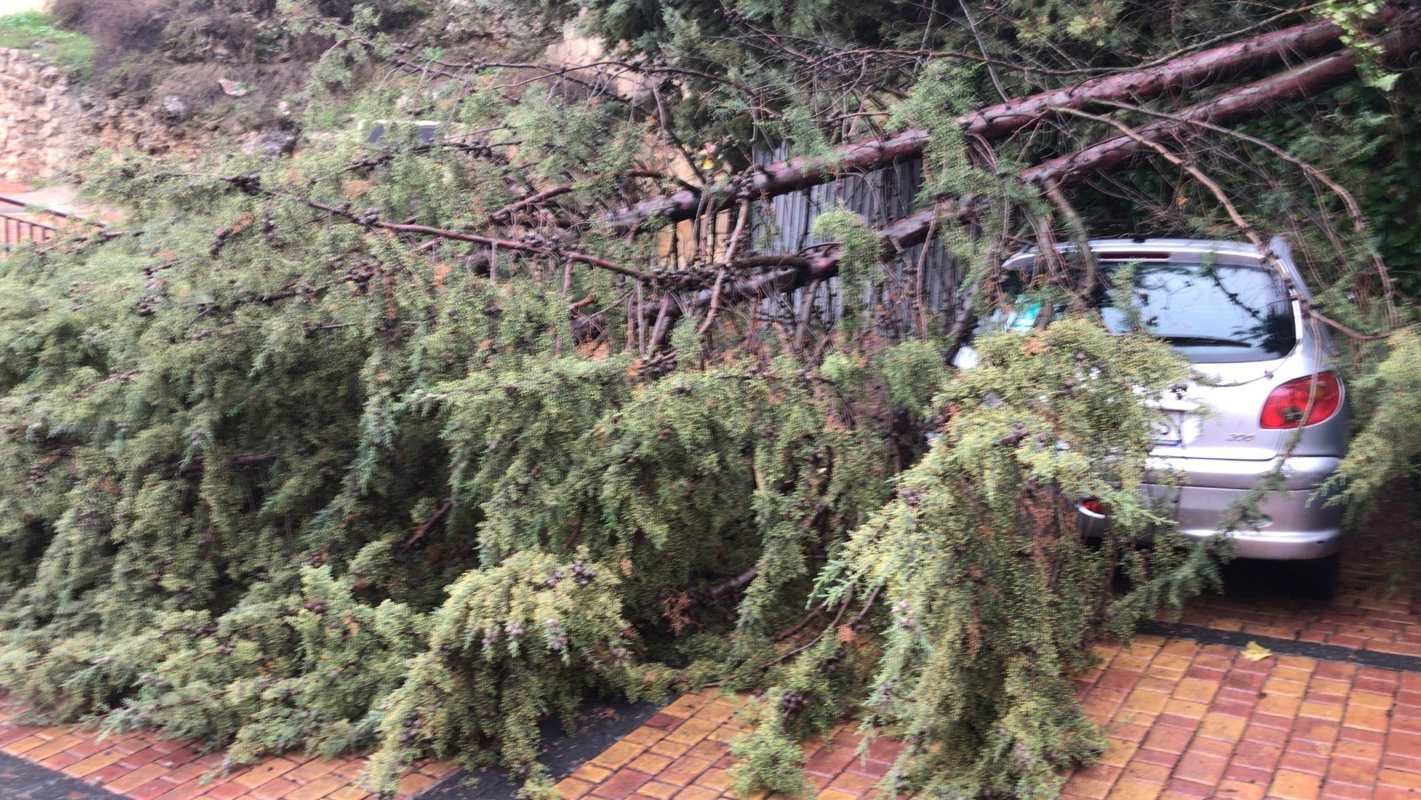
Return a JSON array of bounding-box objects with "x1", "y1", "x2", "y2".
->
[{"x1": 1241, "y1": 641, "x2": 1273, "y2": 661}]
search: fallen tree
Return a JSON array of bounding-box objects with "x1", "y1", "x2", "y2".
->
[
  {"x1": 652, "y1": 15, "x2": 1421, "y2": 343},
  {"x1": 0, "y1": 3, "x2": 1416, "y2": 800},
  {"x1": 603, "y1": 13, "x2": 1379, "y2": 233}
]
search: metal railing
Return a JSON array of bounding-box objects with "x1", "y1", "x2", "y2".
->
[
  {"x1": 0, "y1": 209, "x2": 58, "y2": 250},
  {"x1": 0, "y1": 192, "x2": 67, "y2": 251}
]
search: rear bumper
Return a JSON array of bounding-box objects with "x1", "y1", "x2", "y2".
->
[
  {"x1": 1166, "y1": 484, "x2": 1342, "y2": 560},
  {"x1": 1090, "y1": 456, "x2": 1344, "y2": 560},
  {"x1": 1146, "y1": 454, "x2": 1341, "y2": 491},
  {"x1": 1161, "y1": 454, "x2": 1342, "y2": 560}
]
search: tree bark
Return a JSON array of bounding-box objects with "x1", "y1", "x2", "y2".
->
[{"x1": 605, "y1": 14, "x2": 1373, "y2": 234}]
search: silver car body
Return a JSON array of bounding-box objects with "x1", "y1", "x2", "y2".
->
[{"x1": 960, "y1": 237, "x2": 1349, "y2": 560}]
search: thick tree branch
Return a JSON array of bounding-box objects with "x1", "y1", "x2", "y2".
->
[
  {"x1": 604, "y1": 15, "x2": 1367, "y2": 233},
  {"x1": 654, "y1": 18, "x2": 1419, "y2": 330}
]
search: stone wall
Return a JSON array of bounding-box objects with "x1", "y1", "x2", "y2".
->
[
  {"x1": 0, "y1": 19, "x2": 652, "y2": 187},
  {"x1": 0, "y1": 47, "x2": 78, "y2": 182},
  {"x1": 0, "y1": 47, "x2": 192, "y2": 184}
]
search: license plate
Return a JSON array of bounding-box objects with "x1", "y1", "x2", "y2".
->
[{"x1": 1151, "y1": 413, "x2": 1183, "y2": 447}]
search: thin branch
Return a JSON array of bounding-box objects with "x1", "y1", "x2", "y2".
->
[
  {"x1": 1053, "y1": 107, "x2": 1392, "y2": 341},
  {"x1": 403, "y1": 499, "x2": 454, "y2": 548},
  {"x1": 232, "y1": 182, "x2": 651, "y2": 281},
  {"x1": 1091, "y1": 98, "x2": 1397, "y2": 323},
  {"x1": 490, "y1": 186, "x2": 574, "y2": 222},
  {"x1": 958, "y1": 0, "x2": 1008, "y2": 101},
  {"x1": 1041, "y1": 180, "x2": 1099, "y2": 306},
  {"x1": 698, "y1": 201, "x2": 752, "y2": 336}
]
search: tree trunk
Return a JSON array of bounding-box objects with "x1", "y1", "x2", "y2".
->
[
  {"x1": 673, "y1": 17, "x2": 1420, "y2": 328},
  {"x1": 605, "y1": 14, "x2": 1373, "y2": 233}
]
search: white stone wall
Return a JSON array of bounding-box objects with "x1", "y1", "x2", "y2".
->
[
  {"x1": 0, "y1": 47, "x2": 196, "y2": 184},
  {"x1": 0, "y1": 46, "x2": 80, "y2": 181}
]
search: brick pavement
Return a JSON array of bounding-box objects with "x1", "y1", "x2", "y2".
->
[
  {"x1": 552, "y1": 532, "x2": 1421, "y2": 800},
  {"x1": 2, "y1": 529, "x2": 1418, "y2": 800},
  {"x1": 1173, "y1": 551, "x2": 1421, "y2": 657},
  {"x1": 1067, "y1": 635, "x2": 1421, "y2": 800},
  {"x1": 551, "y1": 691, "x2": 901, "y2": 800},
  {"x1": 0, "y1": 692, "x2": 456, "y2": 800},
  {"x1": 550, "y1": 637, "x2": 1421, "y2": 800}
]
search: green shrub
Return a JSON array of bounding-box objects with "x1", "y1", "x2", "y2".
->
[{"x1": 0, "y1": 11, "x2": 95, "y2": 77}]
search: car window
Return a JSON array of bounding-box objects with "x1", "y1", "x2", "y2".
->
[
  {"x1": 1099, "y1": 263, "x2": 1296, "y2": 363},
  {"x1": 990, "y1": 261, "x2": 1297, "y2": 364}
]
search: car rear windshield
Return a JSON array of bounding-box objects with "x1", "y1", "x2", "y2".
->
[
  {"x1": 997, "y1": 261, "x2": 1298, "y2": 363},
  {"x1": 1099, "y1": 262, "x2": 1296, "y2": 363}
]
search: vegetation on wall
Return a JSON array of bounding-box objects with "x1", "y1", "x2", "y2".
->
[
  {"x1": 0, "y1": 11, "x2": 95, "y2": 77},
  {"x1": 0, "y1": 0, "x2": 1416, "y2": 798}
]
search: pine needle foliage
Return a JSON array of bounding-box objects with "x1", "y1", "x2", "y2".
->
[
  {"x1": 734, "y1": 320, "x2": 1218, "y2": 799},
  {"x1": 1, "y1": 2, "x2": 1414, "y2": 798},
  {"x1": 0, "y1": 114, "x2": 904, "y2": 790},
  {"x1": 1323, "y1": 327, "x2": 1421, "y2": 521}
]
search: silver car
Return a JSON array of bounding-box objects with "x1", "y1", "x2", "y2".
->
[{"x1": 957, "y1": 238, "x2": 1349, "y2": 596}]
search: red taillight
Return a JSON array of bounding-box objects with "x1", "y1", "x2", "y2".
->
[{"x1": 1260, "y1": 372, "x2": 1342, "y2": 429}]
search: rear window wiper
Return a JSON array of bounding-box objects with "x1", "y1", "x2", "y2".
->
[{"x1": 1153, "y1": 334, "x2": 1254, "y2": 347}]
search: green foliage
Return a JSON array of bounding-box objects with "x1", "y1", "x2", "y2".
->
[
  {"x1": 878, "y1": 340, "x2": 950, "y2": 416},
  {"x1": 889, "y1": 62, "x2": 991, "y2": 204},
  {"x1": 102, "y1": 567, "x2": 429, "y2": 763},
  {"x1": 1346, "y1": 94, "x2": 1421, "y2": 299},
  {"x1": 791, "y1": 319, "x2": 1216, "y2": 799},
  {"x1": 2, "y1": 3, "x2": 1414, "y2": 799},
  {"x1": 0, "y1": 104, "x2": 895, "y2": 792},
  {"x1": 0, "y1": 11, "x2": 95, "y2": 77},
  {"x1": 811, "y1": 209, "x2": 882, "y2": 290},
  {"x1": 1013, "y1": 1, "x2": 1125, "y2": 47},
  {"x1": 730, "y1": 628, "x2": 876, "y2": 794},
  {"x1": 731, "y1": 714, "x2": 808, "y2": 797},
  {"x1": 1318, "y1": 0, "x2": 1400, "y2": 90},
  {"x1": 1324, "y1": 328, "x2": 1421, "y2": 523},
  {"x1": 365, "y1": 549, "x2": 633, "y2": 789},
  {"x1": 0, "y1": 118, "x2": 927, "y2": 796}
]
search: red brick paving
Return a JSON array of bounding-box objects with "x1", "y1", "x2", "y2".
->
[
  {"x1": 1170, "y1": 520, "x2": 1421, "y2": 657},
  {"x1": 550, "y1": 691, "x2": 906, "y2": 800},
  {"x1": 1067, "y1": 636, "x2": 1421, "y2": 800},
  {"x1": 3, "y1": 530, "x2": 1418, "y2": 800},
  {"x1": 1177, "y1": 579, "x2": 1421, "y2": 658},
  {"x1": 555, "y1": 534, "x2": 1421, "y2": 800},
  {"x1": 0, "y1": 693, "x2": 455, "y2": 800},
  {"x1": 552, "y1": 638, "x2": 1421, "y2": 800}
]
